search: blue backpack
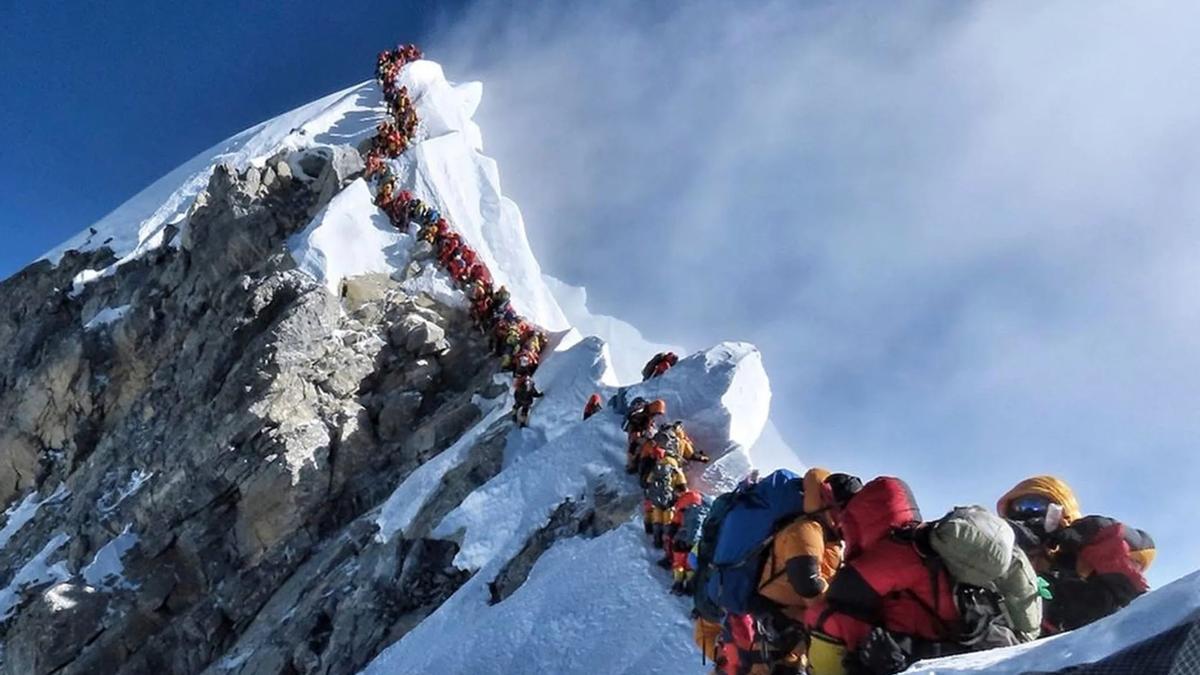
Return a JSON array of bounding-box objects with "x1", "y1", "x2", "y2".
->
[
  {"x1": 676, "y1": 494, "x2": 714, "y2": 549},
  {"x1": 703, "y1": 469, "x2": 806, "y2": 615}
]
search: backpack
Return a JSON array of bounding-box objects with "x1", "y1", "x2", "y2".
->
[
  {"x1": 642, "y1": 352, "x2": 673, "y2": 380},
  {"x1": 654, "y1": 429, "x2": 680, "y2": 457},
  {"x1": 647, "y1": 463, "x2": 681, "y2": 509},
  {"x1": 926, "y1": 506, "x2": 1042, "y2": 643},
  {"x1": 702, "y1": 470, "x2": 807, "y2": 615},
  {"x1": 621, "y1": 398, "x2": 647, "y2": 431},
  {"x1": 676, "y1": 494, "x2": 714, "y2": 549},
  {"x1": 692, "y1": 490, "x2": 740, "y2": 622},
  {"x1": 641, "y1": 356, "x2": 659, "y2": 381}
]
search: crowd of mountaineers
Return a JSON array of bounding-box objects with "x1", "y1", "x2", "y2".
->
[
  {"x1": 580, "y1": 351, "x2": 1157, "y2": 674},
  {"x1": 365, "y1": 44, "x2": 549, "y2": 424},
  {"x1": 368, "y1": 46, "x2": 1157, "y2": 675}
]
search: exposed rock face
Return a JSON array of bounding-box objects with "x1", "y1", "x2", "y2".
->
[{"x1": 0, "y1": 145, "x2": 596, "y2": 675}]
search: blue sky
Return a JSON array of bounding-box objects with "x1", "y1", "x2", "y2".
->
[
  {"x1": 0, "y1": 0, "x2": 467, "y2": 276},
  {"x1": 3, "y1": 2, "x2": 1197, "y2": 585}
]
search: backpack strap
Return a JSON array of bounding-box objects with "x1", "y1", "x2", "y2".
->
[{"x1": 886, "y1": 531, "x2": 957, "y2": 640}]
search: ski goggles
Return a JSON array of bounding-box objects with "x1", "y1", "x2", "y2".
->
[{"x1": 1006, "y1": 494, "x2": 1053, "y2": 520}]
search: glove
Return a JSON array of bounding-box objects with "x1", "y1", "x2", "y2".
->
[{"x1": 855, "y1": 628, "x2": 913, "y2": 675}]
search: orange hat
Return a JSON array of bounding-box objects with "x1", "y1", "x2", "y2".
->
[{"x1": 997, "y1": 475, "x2": 1082, "y2": 524}]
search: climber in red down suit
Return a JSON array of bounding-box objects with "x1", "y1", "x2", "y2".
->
[{"x1": 806, "y1": 477, "x2": 959, "y2": 675}]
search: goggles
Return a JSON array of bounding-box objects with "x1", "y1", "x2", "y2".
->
[{"x1": 1007, "y1": 494, "x2": 1053, "y2": 521}]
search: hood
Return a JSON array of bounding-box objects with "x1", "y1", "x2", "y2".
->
[
  {"x1": 841, "y1": 476, "x2": 922, "y2": 558},
  {"x1": 802, "y1": 467, "x2": 832, "y2": 514}
]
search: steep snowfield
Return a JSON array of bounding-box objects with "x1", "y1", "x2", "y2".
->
[
  {"x1": 368, "y1": 521, "x2": 706, "y2": 675},
  {"x1": 288, "y1": 179, "x2": 406, "y2": 295},
  {"x1": 907, "y1": 570, "x2": 1200, "y2": 673}
]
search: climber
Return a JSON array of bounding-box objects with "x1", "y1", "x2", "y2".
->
[
  {"x1": 645, "y1": 456, "x2": 687, "y2": 548},
  {"x1": 756, "y1": 468, "x2": 857, "y2": 629},
  {"x1": 447, "y1": 254, "x2": 469, "y2": 282},
  {"x1": 374, "y1": 174, "x2": 397, "y2": 209},
  {"x1": 667, "y1": 489, "x2": 709, "y2": 594},
  {"x1": 583, "y1": 393, "x2": 604, "y2": 420},
  {"x1": 467, "y1": 261, "x2": 493, "y2": 289},
  {"x1": 805, "y1": 476, "x2": 955, "y2": 675},
  {"x1": 718, "y1": 612, "x2": 773, "y2": 675},
  {"x1": 504, "y1": 321, "x2": 526, "y2": 352},
  {"x1": 375, "y1": 120, "x2": 409, "y2": 156},
  {"x1": 365, "y1": 152, "x2": 388, "y2": 177},
  {"x1": 622, "y1": 398, "x2": 666, "y2": 473},
  {"x1": 512, "y1": 350, "x2": 539, "y2": 378},
  {"x1": 512, "y1": 375, "x2": 543, "y2": 428},
  {"x1": 660, "y1": 420, "x2": 709, "y2": 464},
  {"x1": 448, "y1": 247, "x2": 478, "y2": 283},
  {"x1": 490, "y1": 286, "x2": 512, "y2": 314},
  {"x1": 636, "y1": 423, "x2": 674, "y2": 482},
  {"x1": 697, "y1": 470, "x2": 808, "y2": 618},
  {"x1": 523, "y1": 327, "x2": 547, "y2": 356},
  {"x1": 997, "y1": 476, "x2": 1155, "y2": 635},
  {"x1": 468, "y1": 284, "x2": 493, "y2": 328},
  {"x1": 693, "y1": 616, "x2": 723, "y2": 668},
  {"x1": 808, "y1": 475, "x2": 1043, "y2": 675},
  {"x1": 420, "y1": 216, "x2": 449, "y2": 244},
  {"x1": 639, "y1": 442, "x2": 668, "y2": 535},
  {"x1": 490, "y1": 319, "x2": 510, "y2": 356},
  {"x1": 437, "y1": 232, "x2": 462, "y2": 265},
  {"x1": 641, "y1": 351, "x2": 679, "y2": 381},
  {"x1": 382, "y1": 190, "x2": 412, "y2": 228}
]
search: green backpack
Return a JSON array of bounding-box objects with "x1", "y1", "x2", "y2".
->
[{"x1": 928, "y1": 506, "x2": 1042, "y2": 641}]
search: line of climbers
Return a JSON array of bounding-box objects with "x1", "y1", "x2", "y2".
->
[
  {"x1": 363, "y1": 44, "x2": 549, "y2": 426},
  {"x1": 685, "y1": 471, "x2": 1154, "y2": 675},
  {"x1": 584, "y1": 353, "x2": 1156, "y2": 675}
]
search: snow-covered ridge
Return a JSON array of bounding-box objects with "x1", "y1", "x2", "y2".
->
[
  {"x1": 285, "y1": 58, "x2": 568, "y2": 332},
  {"x1": 40, "y1": 79, "x2": 383, "y2": 290},
  {"x1": 363, "y1": 338, "x2": 769, "y2": 675}
]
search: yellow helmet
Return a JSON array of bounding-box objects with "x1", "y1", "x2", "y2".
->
[{"x1": 997, "y1": 475, "x2": 1082, "y2": 524}]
